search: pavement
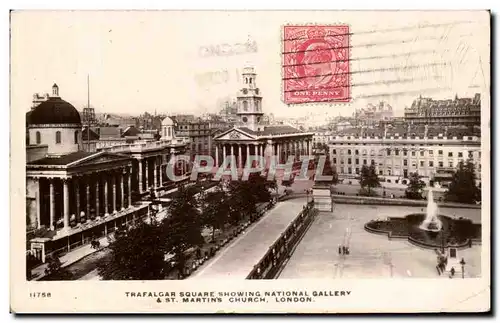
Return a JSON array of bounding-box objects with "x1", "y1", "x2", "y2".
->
[
  {"x1": 30, "y1": 236, "x2": 110, "y2": 281},
  {"x1": 278, "y1": 204, "x2": 482, "y2": 279},
  {"x1": 189, "y1": 198, "x2": 308, "y2": 280}
]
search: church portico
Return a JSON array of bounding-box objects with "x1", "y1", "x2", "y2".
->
[{"x1": 213, "y1": 66, "x2": 314, "y2": 172}]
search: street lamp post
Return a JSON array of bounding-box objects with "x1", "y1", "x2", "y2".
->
[{"x1": 460, "y1": 258, "x2": 466, "y2": 279}]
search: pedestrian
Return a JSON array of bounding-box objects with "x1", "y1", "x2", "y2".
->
[
  {"x1": 346, "y1": 247, "x2": 350, "y2": 255},
  {"x1": 338, "y1": 245, "x2": 342, "y2": 255},
  {"x1": 450, "y1": 267, "x2": 455, "y2": 277},
  {"x1": 342, "y1": 246, "x2": 346, "y2": 255}
]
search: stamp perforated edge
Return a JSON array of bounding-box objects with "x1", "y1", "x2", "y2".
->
[{"x1": 280, "y1": 22, "x2": 353, "y2": 108}]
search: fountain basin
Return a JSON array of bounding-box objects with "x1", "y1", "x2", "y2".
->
[{"x1": 365, "y1": 213, "x2": 480, "y2": 249}]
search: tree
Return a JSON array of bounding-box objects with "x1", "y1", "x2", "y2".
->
[
  {"x1": 98, "y1": 222, "x2": 169, "y2": 280},
  {"x1": 359, "y1": 164, "x2": 380, "y2": 196},
  {"x1": 163, "y1": 185, "x2": 205, "y2": 274},
  {"x1": 405, "y1": 172, "x2": 426, "y2": 200},
  {"x1": 446, "y1": 159, "x2": 480, "y2": 204},
  {"x1": 201, "y1": 187, "x2": 230, "y2": 241}
]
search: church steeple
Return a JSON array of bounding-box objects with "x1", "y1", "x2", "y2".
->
[{"x1": 236, "y1": 66, "x2": 263, "y2": 131}]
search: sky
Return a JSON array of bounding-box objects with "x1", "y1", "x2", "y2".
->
[{"x1": 11, "y1": 11, "x2": 489, "y2": 121}]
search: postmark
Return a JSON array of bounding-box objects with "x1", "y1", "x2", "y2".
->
[{"x1": 282, "y1": 25, "x2": 350, "y2": 104}]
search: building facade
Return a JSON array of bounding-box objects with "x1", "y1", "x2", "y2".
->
[
  {"x1": 404, "y1": 93, "x2": 481, "y2": 126},
  {"x1": 329, "y1": 127, "x2": 481, "y2": 186},
  {"x1": 26, "y1": 84, "x2": 190, "y2": 263},
  {"x1": 214, "y1": 67, "x2": 314, "y2": 171}
]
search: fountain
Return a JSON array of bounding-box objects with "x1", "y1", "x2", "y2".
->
[{"x1": 419, "y1": 188, "x2": 443, "y2": 232}]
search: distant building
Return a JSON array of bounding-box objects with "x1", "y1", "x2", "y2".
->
[
  {"x1": 354, "y1": 101, "x2": 394, "y2": 127},
  {"x1": 404, "y1": 93, "x2": 481, "y2": 126},
  {"x1": 171, "y1": 116, "x2": 213, "y2": 160}
]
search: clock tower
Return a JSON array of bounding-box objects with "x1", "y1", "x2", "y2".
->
[{"x1": 236, "y1": 66, "x2": 264, "y2": 131}]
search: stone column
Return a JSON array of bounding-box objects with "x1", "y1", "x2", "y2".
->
[
  {"x1": 34, "y1": 178, "x2": 41, "y2": 229},
  {"x1": 63, "y1": 179, "x2": 70, "y2": 229},
  {"x1": 246, "y1": 144, "x2": 250, "y2": 167},
  {"x1": 159, "y1": 162, "x2": 163, "y2": 187},
  {"x1": 49, "y1": 179, "x2": 55, "y2": 230},
  {"x1": 223, "y1": 145, "x2": 227, "y2": 162},
  {"x1": 86, "y1": 178, "x2": 91, "y2": 219},
  {"x1": 112, "y1": 172, "x2": 117, "y2": 213},
  {"x1": 308, "y1": 139, "x2": 312, "y2": 155},
  {"x1": 238, "y1": 144, "x2": 242, "y2": 169},
  {"x1": 144, "y1": 159, "x2": 149, "y2": 190},
  {"x1": 153, "y1": 158, "x2": 158, "y2": 188},
  {"x1": 75, "y1": 178, "x2": 80, "y2": 222},
  {"x1": 277, "y1": 143, "x2": 281, "y2": 163},
  {"x1": 127, "y1": 167, "x2": 132, "y2": 207},
  {"x1": 215, "y1": 144, "x2": 219, "y2": 167},
  {"x1": 138, "y1": 159, "x2": 143, "y2": 193},
  {"x1": 104, "y1": 175, "x2": 109, "y2": 215},
  {"x1": 121, "y1": 170, "x2": 125, "y2": 210},
  {"x1": 230, "y1": 145, "x2": 234, "y2": 159},
  {"x1": 95, "y1": 175, "x2": 100, "y2": 218}
]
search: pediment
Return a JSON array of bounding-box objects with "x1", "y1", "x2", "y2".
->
[
  {"x1": 215, "y1": 128, "x2": 256, "y2": 141},
  {"x1": 67, "y1": 152, "x2": 131, "y2": 168}
]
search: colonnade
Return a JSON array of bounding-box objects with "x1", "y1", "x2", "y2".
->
[
  {"x1": 34, "y1": 167, "x2": 133, "y2": 231},
  {"x1": 136, "y1": 155, "x2": 189, "y2": 194},
  {"x1": 214, "y1": 138, "x2": 313, "y2": 168}
]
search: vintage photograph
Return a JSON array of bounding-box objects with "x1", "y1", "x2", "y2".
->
[{"x1": 11, "y1": 10, "x2": 490, "y2": 313}]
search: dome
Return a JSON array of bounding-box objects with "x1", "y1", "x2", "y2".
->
[
  {"x1": 28, "y1": 97, "x2": 81, "y2": 125},
  {"x1": 162, "y1": 116, "x2": 174, "y2": 126}
]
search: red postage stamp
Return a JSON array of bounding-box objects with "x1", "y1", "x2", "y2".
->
[{"x1": 283, "y1": 25, "x2": 350, "y2": 104}]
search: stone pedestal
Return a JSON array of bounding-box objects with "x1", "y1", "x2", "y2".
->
[{"x1": 312, "y1": 183, "x2": 333, "y2": 212}]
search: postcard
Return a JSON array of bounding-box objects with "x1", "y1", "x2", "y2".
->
[{"x1": 10, "y1": 10, "x2": 490, "y2": 313}]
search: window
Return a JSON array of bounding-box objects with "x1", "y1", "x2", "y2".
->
[
  {"x1": 355, "y1": 158, "x2": 359, "y2": 165},
  {"x1": 429, "y1": 150, "x2": 433, "y2": 156},
  {"x1": 412, "y1": 151, "x2": 416, "y2": 156},
  {"x1": 420, "y1": 161, "x2": 424, "y2": 167},
  {"x1": 371, "y1": 160, "x2": 375, "y2": 165},
  {"x1": 55, "y1": 131, "x2": 61, "y2": 144},
  {"x1": 355, "y1": 168, "x2": 360, "y2": 174},
  {"x1": 348, "y1": 167, "x2": 352, "y2": 174},
  {"x1": 332, "y1": 149, "x2": 336, "y2": 154},
  {"x1": 355, "y1": 149, "x2": 359, "y2": 155},
  {"x1": 242, "y1": 117, "x2": 248, "y2": 123},
  {"x1": 458, "y1": 152, "x2": 463, "y2": 158},
  {"x1": 429, "y1": 161, "x2": 434, "y2": 167},
  {"x1": 363, "y1": 159, "x2": 367, "y2": 165},
  {"x1": 449, "y1": 161, "x2": 453, "y2": 167},
  {"x1": 387, "y1": 149, "x2": 391, "y2": 156},
  {"x1": 36, "y1": 131, "x2": 41, "y2": 144},
  {"x1": 403, "y1": 159, "x2": 408, "y2": 166},
  {"x1": 243, "y1": 100, "x2": 248, "y2": 111},
  {"x1": 439, "y1": 161, "x2": 443, "y2": 167},
  {"x1": 448, "y1": 152, "x2": 453, "y2": 157},
  {"x1": 420, "y1": 151, "x2": 424, "y2": 156},
  {"x1": 438, "y1": 150, "x2": 443, "y2": 156},
  {"x1": 74, "y1": 130, "x2": 79, "y2": 144},
  {"x1": 333, "y1": 158, "x2": 337, "y2": 164},
  {"x1": 167, "y1": 127, "x2": 171, "y2": 137},
  {"x1": 403, "y1": 150, "x2": 407, "y2": 156},
  {"x1": 379, "y1": 170, "x2": 383, "y2": 175},
  {"x1": 395, "y1": 149, "x2": 400, "y2": 156},
  {"x1": 348, "y1": 158, "x2": 352, "y2": 165},
  {"x1": 348, "y1": 149, "x2": 351, "y2": 155}
]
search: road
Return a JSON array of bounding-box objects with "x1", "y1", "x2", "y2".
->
[{"x1": 190, "y1": 198, "x2": 307, "y2": 279}]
